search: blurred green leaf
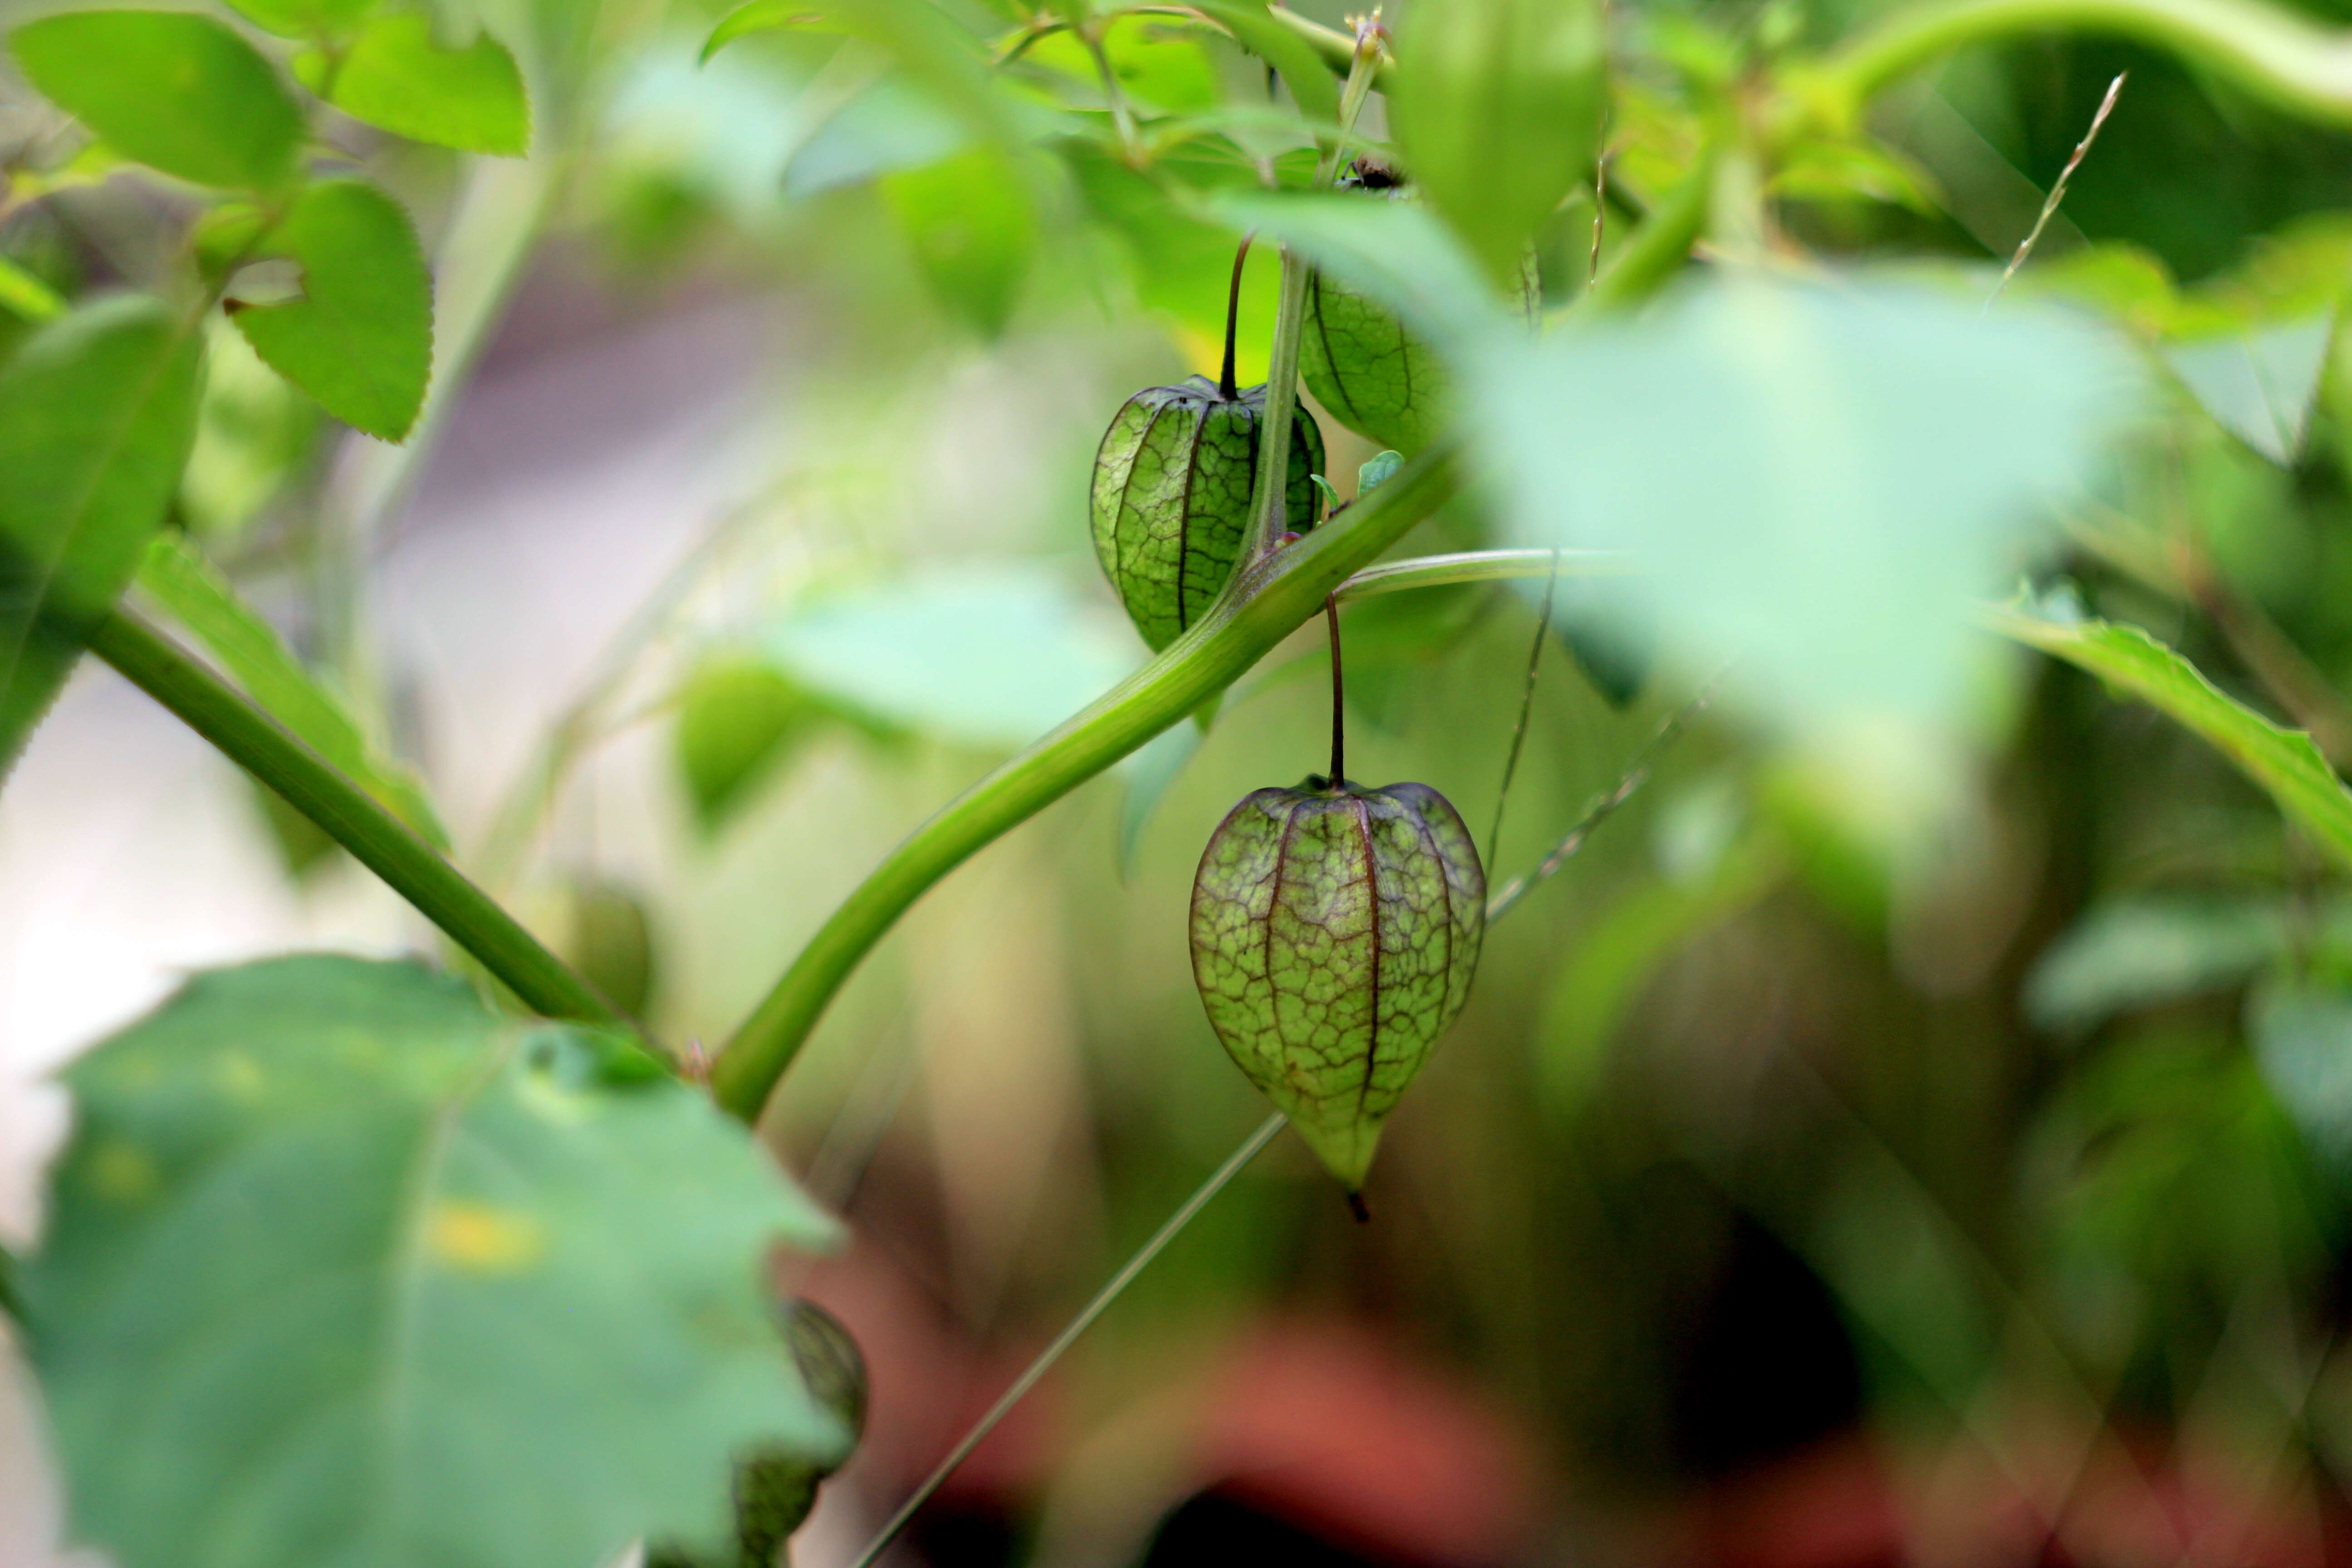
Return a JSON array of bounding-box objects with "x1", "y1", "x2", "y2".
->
[
  {"x1": 135, "y1": 531, "x2": 447, "y2": 848},
  {"x1": 1473, "y1": 279, "x2": 2138, "y2": 735},
  {"x1": 21, "y1": 955, "x2": 848, "y2": 1568},
  {"x1": 756, "y1": 564, "x2": 1137, "y2": 749},
  {"x1": 1188, "y1": 0, "x2": 1336, "y2": 125},
  {"x1": 787, "y1": 72, "x2": 970, "y2": 195},
  {"x1": 1024, "y1": 15, "x2": 1219, "y2": 116},
  {"x1": 2250, "y1": 980, "x2": 2352, "y2": 1172},
  {"x1": 297, "y1": 12, "x2": 530, "y2": 155},
  {"x1": 230, "y1": 179, "x2": 433, "y2": 442},
  {"x1": 879, "y1": 147, "x2": 1034, "y2": 337},
  {"x1": 2164, "y1": 310, "x2": 2335, "y2": 466},
  {"x1": 9, "y1": 10, "x2": 304, "y2": 191},
  {"x1": 1212, "y1": 188, "x2": 1501, "y2": 344},
  {"x1": 1537, "y1": 833, "x2": 1780, "y2": 1111},
  {"x1": 1116, "y1": 712, "x2": 1203, "y2": 881},
  {"x1": 1390, "y1": 0, "x2": 1602, "y2": 283},
  {"x1": 0, "y1": 296, "x2": 203, "y2": 781},
  {"x1": 1997, "y1": 609, "x2": 2352, "y2": 870},
  {"x1": 177, "y1": 319, "x2": 319, "y2": 544},
  {"x1": 0, "y1": 256, "x2": 65, "y2": 323},
  {"x1": 673, "y1": 657, "x2": 826, "y2": 832},
  {"x1": 224, "y1": 0, "x2": 379, "y2": 41},
  {"x1": 560, "y1": 877, "x2": 661, "y2": 1020},
  {"x1": 2024, "y1": 895, "x2": 2287, "y2": 1034},
  {"x1": 703, "y1": 0, "x2": 833, "y2": 63}
]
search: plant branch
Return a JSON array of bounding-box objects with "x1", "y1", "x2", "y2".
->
[
  {"x1": 708, "y1": 444, "x2": 1463, "y2": 1124},
  {"x1": 1333, "y1": 547, "x2": 1628, "y2": 600},
  {"x1": 85, "y1": 607, "x2": 637, "y2": 1039},
  {"x1": 1803, "y1": 0, "x2": 2352, "y2": 129}
]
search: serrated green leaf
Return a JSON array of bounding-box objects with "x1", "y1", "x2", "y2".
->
[
  {"x1": 1190, "y1": 780, "x2": 1485, "y2": 1189},
  {"x1": 224, "y1": 0, "x2": 380, "y2": 41},
  {"x1": 1996, "y1": 608, "x2": 2352, "y2": 869},
  {"x1": 1390, "y1": 0, "x2": 1603, "y2": 284},
  {"x1": 879, "y1": 147, "x2": 1034, "y2": 338},
  {"x1": 231, "y1": 179, "x2": 433, "y2": 441},
  {"x1": 0, "y1": 296, "x2": 203, "y2": 781},
  {"x1": 2024, "y1": 895, "x2": 2288, "y2": 1034},
  {"x1": 299, "y1": 11, "x2": 530, "y2": 156},
  {"x1": 135, "y1": 531, "x2": 446, "y2": 847},
  {"x1": 21, "y1": 955, "x2": 848, "y2": 1568},
  {"x1": 9, "y1": 10, "x2": 305, "y2": 191}
]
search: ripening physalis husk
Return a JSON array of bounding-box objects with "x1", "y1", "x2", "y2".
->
[
  {"x1": 1190, "y1": 776, "x2": 1486, "y2": 1191},
  {"x1": 1090, "y1": 374, "x2": 1325, "y2": 651}
]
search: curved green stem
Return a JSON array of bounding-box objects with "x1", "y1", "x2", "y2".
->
[
  {"x1": 709, "y1": 445, "x2": 1463, "y2": 1123},
  {"x1": 86, "y1": 607, "x2": 636, "y2": 1039},
  {"x1": 1805, "y1": 0, "x2": 2352, "y2": 128},
  {"x1": 1335, "y1": 547, "x2": 1628, "y2": 600}
]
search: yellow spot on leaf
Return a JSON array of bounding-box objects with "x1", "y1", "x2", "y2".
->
[{"x1": 428, "y1": 1202, "x2": 545, "y2": 1274}]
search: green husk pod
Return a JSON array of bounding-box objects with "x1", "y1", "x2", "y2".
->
[
  {"x1": 1090, "y1": 372, "x2": 1325, "y2": 650},
  {"x1": 1190, "y1": 774, "x2": 1485, "y2": 1192},
  {"x1": 645, "y1": 1298, "x2": 868, "y2": 1568},
  {"x1": 1299, "y1": 162, "x2": 1453, "y2": 455}
]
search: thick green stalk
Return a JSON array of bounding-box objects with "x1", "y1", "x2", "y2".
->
[
  {"x1": 1240, "y1": 26, "x2": 1385, "y2": 560},
  {"x1": 86, "y1": 607, "x2": 635, "y2": 1038},
  {"x1": 710, "y1": 445, "x2": 1462, "y2": 1123},
  {"x1": 1804, "y1": 0, "x2": 2352, "y2": 128}
]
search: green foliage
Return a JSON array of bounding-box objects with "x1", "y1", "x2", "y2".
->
[
  {"x1": 2250, "y1": 980, "x2": 2352, "y2": 1173},
  {"x1": 1470, "y1": 280, "x2": 2138, "y2": 734},
  {"x1": 754, "y1": 564, "x2": 1136, "y2": 749},
  {"x1": 558, "y1": 877, "x2": 661, "y2": 1020},
  {"x1": 135, "y1": 531, "x2": 446, "y2": 847},
  {"x1": 1188, "y1": 0, "x2": 1338, "y2": 125},
  {"x1": 1390, "y1": 0, "x2": 1603, "y2": 284},
  {"x1": 222, "y1": 0, "x2": 379, "y2": 43},
  {"x1": 1997, "y1": 608, "x2": 2352, "y2": 870},
  {"x1": 646, "y1": 1299, "x2": 868, "y2": 1568},
  {"x1": 229, "y1": 180, "x2": 434, "y2": 441},
  {"x1": 1091, "y1": 375, "x2": 1326, "y2": 650},
  {"x1": 1190, "y1": 778, "x2": 1484, "y2": 1190},
  {"x1": 2024, "y1": 895, "x2": 2288, "y2": 1034},
  {"x1": 0, "y1": 256, "x2": 65, "y2": 323},
  {"x1": 295, "y1": 11, "x2": 531, "y2": 157},
  {"x1": 9, "y1": 10, "x2": 306, "y2": 191},
  {"x1": 0, "y1": 297, "x2": 203, "y2": 778},
  {"x1": 1299, "y1": 266, "x2": 1450, "y2": 454},
  {"x1": 675, "y1": 657, "x2": 827, "y2": 833},
  {"x1": 20, "y1": 956, "x2": 849, "y2": 1568},
  {"x1": 878, "y1": 147, "x2": 1035, "y2": 338}
]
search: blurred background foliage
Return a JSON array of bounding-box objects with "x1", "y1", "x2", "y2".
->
[{"x1": 18, "y1": 0, "x2": 2352, "y2": 1559}]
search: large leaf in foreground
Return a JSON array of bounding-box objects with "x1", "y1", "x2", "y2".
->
[
  {"x1": 1994, "y1": 608, "x2": 2352, "y2": 869},
  {"x1": 22, "y1": 956, "x2": 848, "y2": 1568},
  {"x1": 0, "y1": 295, "x2": 202, "y2": 778}
]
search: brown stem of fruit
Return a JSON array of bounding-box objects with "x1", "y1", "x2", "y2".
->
[
  {"x1": 1325, "y1": 592, "x2": 1346, "y2": 784},
  {"x1": 1221, "y1": 230, "x2": 1254, "y2": 401}
]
